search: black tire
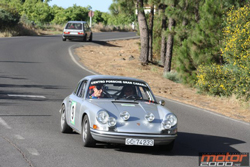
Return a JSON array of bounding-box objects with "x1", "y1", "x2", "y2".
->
[
  {"x1": 88, "y1": 33, "x2": 92, "y2": 42},
  {"x1": 82, "y1": 115, "x2": 96, "y2": 147},
  {"x1": 60, "y1": 105, "x2": 72, "y2": 133},
  {"x1": 83, "y1": 35, "x2": 87, "y2": 42},
  {"x1": 62, "y1": 37, "x2": 66, "y2": 41},
  {"x1": 164, "y1": 140, "x2": 175, "y2": 151}
]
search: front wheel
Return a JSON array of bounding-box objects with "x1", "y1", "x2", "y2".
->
[
  {"x1": 60, "y1": 105, "x2": 72, "y2": 133},
  {"x1": 82, "y1": 115, "x2": 96, "y2": 147},
  {"x1": 164, "y1": 140, "x2": 175, "y2": 151}
]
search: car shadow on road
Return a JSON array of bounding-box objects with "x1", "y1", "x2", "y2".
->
[
  {"x1": 66, "y1": 39, "x2": 121, "y2": 48},
  {"x1": 93, "y1": 132, "x2": 246, "y2": 156}
]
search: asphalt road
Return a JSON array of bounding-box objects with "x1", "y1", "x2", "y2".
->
[{"x1": 0, "y1": 32, "x2": 249, "y2": 167}]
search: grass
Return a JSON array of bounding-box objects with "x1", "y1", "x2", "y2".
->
[
  {"x1": 0, "y1": 23, "x2": 64, "y2": 37},
  {"x1": 0, "y1": 22, "x2": 134, "y2": 37},
  {"x1": 163, "y1": 71, "x2": 181, "y2": 83}
]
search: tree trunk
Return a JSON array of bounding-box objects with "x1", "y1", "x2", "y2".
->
[
  {"x1": 137, "y1": 0, "x2": 149, "y2": 65},
  {"x1": 164, "y1": 17, "x2": 175, "y2": 72},
  {"x1": 194, "y1": 0, "x2": 200, "y2": 22},
  {"x1": 160, "y1": 4, "x2": 167, "y2": 66},
  {"x1": 182, "y1": 0, "x2": 188, "y2": 26},
  {"x1": 148, "y1": 5, "x2": 154, "y2": 62},
  {"x1": 164, "y1": 0, "x2": 176, "y2": 73}
]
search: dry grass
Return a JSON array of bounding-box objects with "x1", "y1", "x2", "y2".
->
[
  {"x1": 91, "y1": 23, "x2": 134, "y2": 32},
  {"x1": 75, "y1": 39, "x2": 250, "y2": 123},
  {"x1": 0, "y1": 24, "x2": 64, "y2": 37}
]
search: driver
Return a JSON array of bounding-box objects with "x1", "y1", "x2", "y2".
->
[
  {"x1": 123, "y1": 86, "x2": 135, "y2": 97},
  {"x1": 89, "y1": 85, "x2": 103, "y2": 99}
]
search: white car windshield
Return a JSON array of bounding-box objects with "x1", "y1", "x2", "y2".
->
[{"x1": 87, "y1": 79, "x2": 156, "y2": 102}]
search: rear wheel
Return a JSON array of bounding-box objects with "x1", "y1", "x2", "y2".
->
[
  {"x1": 62, "y1": 37, "x2": 66, "y2": 41},
  {"x1": 82, "y1": 35, "x2": 87, "y2": 42},
  {"x1": 88, "y1": 33, "x2": 92, "y2": 42},
  {"x1": 82, "y1": 115, "x2": 96, "y2": 147},
  {"x1": 60, "y1": 105, "x2": 72, "y2": 133}
]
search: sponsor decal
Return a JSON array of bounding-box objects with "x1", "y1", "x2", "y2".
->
[
  {"x1": 121, "y1": 104, "x2": 135, "y2": 107},
  {"x1": 70, "y1": 101, "x2": 76, "y2": 125},
  {"x1": 199, "y1": 152, "x2": 249, "y2": 166},
  {"x1": 90, "y1": 80, "x2": 147, "y2": 87}
]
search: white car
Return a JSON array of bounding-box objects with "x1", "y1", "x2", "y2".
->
[{"x1": 62, "y1": 21, "x2": 92, "y2": 42}]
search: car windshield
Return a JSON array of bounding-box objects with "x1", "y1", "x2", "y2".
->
[{"x1": 87, "y1": 79, "x2": 156, "y2": 102}]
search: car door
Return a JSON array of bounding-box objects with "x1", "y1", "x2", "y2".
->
[
  {"x1": 83, "y1": 23, "x2": 91, "y2": 39},
  {"x1": 68, "y1": 80, "x2": 86, "y2": 132}
]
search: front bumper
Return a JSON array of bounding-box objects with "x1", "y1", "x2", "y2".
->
[{"x1": 90, "y1": 129, "x2": 177, "y2": 145}]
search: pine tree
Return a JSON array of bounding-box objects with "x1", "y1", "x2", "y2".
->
[
  {"x1": 173, "y1": 0, "x2": 244, "y2": 85},
  {"x1": 164, "y1": 0, "x2": 177, "y2": 73},
  {"x1": 137, "y1": 0, "x2": 149, "y2": 65}
]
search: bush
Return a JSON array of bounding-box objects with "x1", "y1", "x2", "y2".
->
[
  {"x1": 163, "y1": 71, "x2": 181, "y2": 83},
  {"x1": 196, "y1": 5, "x2": 250, "y2": 101},
  {"x1": 0, "y1": 6, "x2": 20, "y2": 30},
  {"x1": 196, "y1": 64, "x2": 234, "y2": 96}
]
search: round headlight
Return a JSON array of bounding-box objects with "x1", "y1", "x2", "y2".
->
[
  {"x1": 96, "y1": 111, "x2": 109, "y2": 124},
  {"x1": 162, "y1": 114, "x2": 177, "y2": 129},
  {"x1": 145, "y1": 113, "x2": 155, "y2": 122},
  {"x1": 107, "y1": 117, "x2": 116, "y2": 127},
  {"x1": 162, "y1": 120, "x2": 172, "y2": 129},
  {"x1": 120, "y1": 111, "x2": 130, "y2": 121}
]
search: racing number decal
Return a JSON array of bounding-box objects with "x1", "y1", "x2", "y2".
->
[{"x1": 70, "y1": 101, "x2": 76, "y2": 125}]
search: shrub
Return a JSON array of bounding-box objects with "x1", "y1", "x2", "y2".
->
[
  {"x1": 196, "y1": 64, "x2": 234, "y2": 96},
  {"x1": 163, "y1": 71, "x2": 181, "y2": 83},
  {"x1": 0, "y1": 6, "x2": 20, "y2": 30},
  {"x1": 196, "y1": 5, "x2": 250, "y2": 100}
]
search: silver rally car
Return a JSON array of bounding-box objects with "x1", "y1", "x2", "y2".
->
[{"x1": 60, "y1": 75, "x2": 177, "y2": 150}]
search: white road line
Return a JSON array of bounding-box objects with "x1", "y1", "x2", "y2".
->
[
  {"x1": 14, "y1": 135, "x2": 25, "y2": 140},
  {"x1": 0, "y1": 117, "x2": 12, "y2": 129},
  {"x1": 7, "y1": 94, "x2": 46, "y2": 99},
  {"x1": 68, "y1": 45, "x2": 98, "y2": 75},
  {"x1": 27, "y1": 148, "x2": 40, "y2": 156}
]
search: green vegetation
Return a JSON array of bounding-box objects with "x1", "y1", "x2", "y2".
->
[
  {"x1": 0, "y1": 0, "x2": 135, "y2": 36},
  {"x1": 0, "y1": 4, "x2": 20, "y2": 30},
  {"x1": 1, "y1": 0, "x2": 250, "y2": 101},
  {"x1": 196, "y1": 5, "x2": 250, "y2": 101}
]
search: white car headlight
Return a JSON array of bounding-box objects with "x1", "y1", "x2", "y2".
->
[
  {"x1": 162, "y1": 114, "x2": 177, "y2": 130},
  {"x1": 120, "y1": 111, "x2": 130, "y2": 121},
  {"x1": 96, "y1": 111, "x2": 109, "y2": 124},
  {"x1": 107, "y1": 117, "x2": 116, "y2": 127},
  {"x1": 145, "y1": 113, "x2": 155, "y2": 122}
]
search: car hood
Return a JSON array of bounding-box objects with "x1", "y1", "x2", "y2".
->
[{"x1": 90, "y1": 100, "x2": 169, "y2": 133}]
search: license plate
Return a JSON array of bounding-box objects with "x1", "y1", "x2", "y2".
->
[{"x1": 125, "y1": 138, "x2": 154, "y2": 146}]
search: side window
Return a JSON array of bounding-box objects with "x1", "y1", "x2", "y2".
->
[
  {"x1": 83, "y1": 23, "x2": 89, "y2": 31},
  {"x1": 74, "y1": 82, "x2": 82, "y2": 95},
  {"x1": 76, "y1": 80, "x2": 87, "y2": 98},
  {"x1": 138, "y1": 87, "x2": 148, "y2": 99},
  {"x1": 77, "y1": 82, "x2": 86, "y2": 98}
]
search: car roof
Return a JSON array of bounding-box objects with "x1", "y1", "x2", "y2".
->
[
  {"x1": 67, "y1": 21, "x2": 87, "y2": 24},
  {"x1": 83, "y1": 75, "x2": 147, "y2": 83}
]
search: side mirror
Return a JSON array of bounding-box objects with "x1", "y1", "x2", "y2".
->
[{"x1": 159, "y1": 100, "x2": 165, "y2": 106}]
